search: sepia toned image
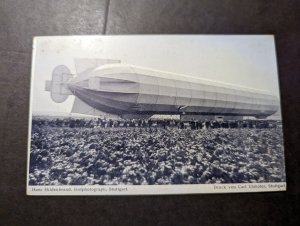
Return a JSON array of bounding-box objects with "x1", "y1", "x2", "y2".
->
[{"x1": 27, "y1": 35, "x2": 286, "y2": 195}]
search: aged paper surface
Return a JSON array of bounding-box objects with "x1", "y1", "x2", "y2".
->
[{"x1": 27, "y1": 35, "x2": 286, "y2": 195}]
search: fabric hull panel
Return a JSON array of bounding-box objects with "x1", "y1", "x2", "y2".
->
[
  {"x1": 69, "y1": 86, "x2": 276, "y2": 117},
  {"x1": 68, "y1": 64, "x2": 280, "y2": 117}
]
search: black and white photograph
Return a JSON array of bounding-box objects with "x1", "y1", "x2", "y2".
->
[{"x1": 27, "y1": 35, "x2": 286, "y2": 195}]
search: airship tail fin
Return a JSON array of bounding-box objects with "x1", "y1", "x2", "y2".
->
[{"x1": 45, "y1": 65, "x2": 73, "y2": 103}]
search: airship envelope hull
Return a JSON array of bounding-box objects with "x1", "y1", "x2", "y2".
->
[{"x1": 66, "y1": 64, "x2": 279, "y2": 119}]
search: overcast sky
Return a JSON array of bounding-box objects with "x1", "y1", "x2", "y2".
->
[{"x1": 31, "y1": 35, "x2": 281, "y2": 114}]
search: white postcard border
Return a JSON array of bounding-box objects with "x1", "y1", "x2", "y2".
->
[{"x1": 27, "y1": 182, "x2": 286, "y2": 196}]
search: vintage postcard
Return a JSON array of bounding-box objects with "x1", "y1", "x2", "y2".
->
[{"x1": 27, "y1": 35, "x2": 286, "y2": 195}]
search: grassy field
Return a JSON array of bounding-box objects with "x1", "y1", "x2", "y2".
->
[{"x1": 29, "y1": 122, "x2": 285, "y2": 185}]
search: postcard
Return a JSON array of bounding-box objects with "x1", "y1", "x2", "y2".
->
[{"x1": 27, "y1": 35, "x2": 286, "y2": 195}]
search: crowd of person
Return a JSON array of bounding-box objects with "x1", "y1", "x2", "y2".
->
[
  {"x1": 29, "y1": 117, "x2": 285, "y2": 186},
  {"x1": 32, "y1": 117, "x2": 280, "y2": 130}
]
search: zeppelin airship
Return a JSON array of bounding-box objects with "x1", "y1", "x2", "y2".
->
[{"x1": 45, "y1": 58, "x2": 279, "y2": 120}]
